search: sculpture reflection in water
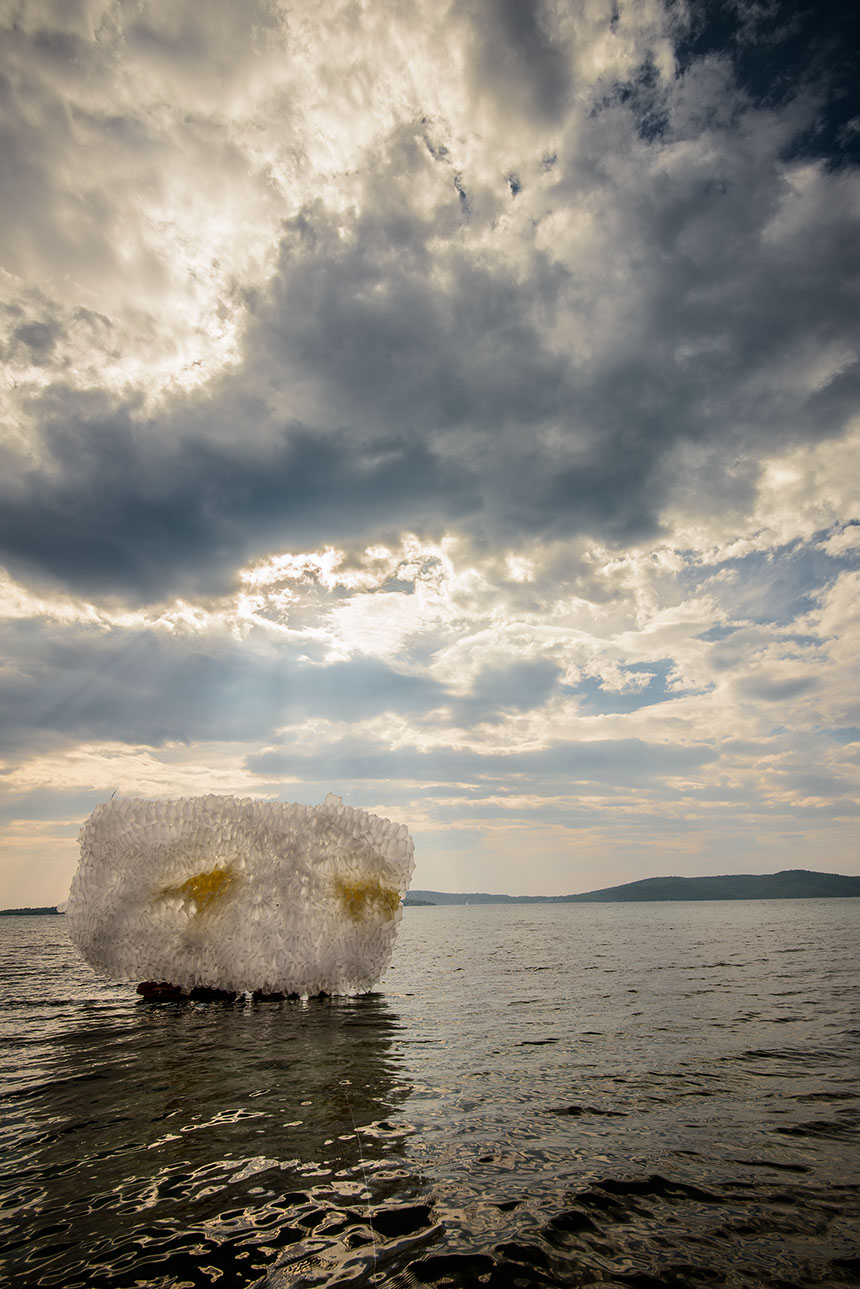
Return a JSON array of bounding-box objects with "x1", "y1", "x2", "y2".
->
[
  {"x1": 4, "y1": 988, "x2": 426, "y2": 1289},
  {"x1": 67, "y1": 793, "x2": 415, "y2": 998}
]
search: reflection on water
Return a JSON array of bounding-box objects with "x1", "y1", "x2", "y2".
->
[
  {"x1": 1, "y1": 901, "x2": 860, "y2": 1288},
  {"x1": 0, "y1": 940, "x2": 419, "y2": 1287}
]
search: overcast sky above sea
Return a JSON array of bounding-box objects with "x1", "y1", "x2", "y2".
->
[{"x1": 1, "y1": 0, "x2": 858, "y2": 904}]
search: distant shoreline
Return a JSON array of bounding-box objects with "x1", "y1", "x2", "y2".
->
[
  {"x1": 0, "y1": 906, "x2": 62, "y2": 916},
  {"x1": 5, "y1": 869, "x2": 860, "y2": 916},
  {"x1": 407, "y1": 869, "x2": 860, "y2": 905}
]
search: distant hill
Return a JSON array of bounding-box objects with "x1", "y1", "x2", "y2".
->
[
  {"x1": 408, "y1": 870, "x2": 860, "y2": 904},
  {"x1": 0, "y1": 906, "x2": 61, "y2": 916},
  {"x1": 561, "y1": 870, "x2": 860, "y2": 902},
  {"x1": 5, "y1": 871, "x2": 858, "y2": 917}
]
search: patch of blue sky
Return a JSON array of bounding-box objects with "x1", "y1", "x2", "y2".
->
[
  {"x1": 697, "y1": 624, "x2": 736, "y2": 642},
  {"x1": 565, "y1": 660, "x2": 682, "y2": 716},
  {"x1": 820, "y1": 727, "x2": 860, "y2": 745},
  {"x1": 683, "y1": 534, "x2": 857, "y2": 626}
]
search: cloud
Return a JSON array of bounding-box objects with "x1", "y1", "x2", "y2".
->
[
  {"x1": 0, "y1": 0, "x2": 858, "y2": 901},
  {"x1": 0, "y1": 396, "x2": 479, "y2": 598},
  {"x1": 1, "y1": 0, "x2": 857, "y2": 607},
  {"x1": 675, "y1": 0, "x2": 860, "y2": 166},
  {"x1": 459, "y1": 0, "x2": 572, "y2": 126},
  {"x1": 0, "y1": 612, "x2": 450, "y2": 756},
  {"x1": 246, "y1": 734, "x2": 716, "y2": 789}
]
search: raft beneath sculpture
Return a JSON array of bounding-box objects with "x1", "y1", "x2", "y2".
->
[{"x1": 67, "y1": 793, "x2": 414, "y2": 997}]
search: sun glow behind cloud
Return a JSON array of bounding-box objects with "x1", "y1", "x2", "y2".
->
[{"x1": 2, "y1": 508, "x2": 858, "y2": 901}]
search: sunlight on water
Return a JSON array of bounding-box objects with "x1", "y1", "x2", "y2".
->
[{"x1": 1, "y1": 900, "x2": 859, "y2": 1287}]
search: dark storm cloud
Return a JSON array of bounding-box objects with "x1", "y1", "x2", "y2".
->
[
  {"x1": 0, "y1": 394, "x2": 478, "y2": 598},
  {"x1": 251, "y1": 187, "x2": 566, "y2": 437},
  {"x1": 0, "y1": 0, "x2": 857, "y2": 608},
  {"x1": 8, "y1": 105, "x2": 857, "y2": 606},
  {"x1": 675, "y1": 0, "x2": 860, "y2": 165}
]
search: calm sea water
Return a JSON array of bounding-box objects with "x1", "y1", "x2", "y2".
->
[{"x1": 1, "y1": 900, "x2": 859, "y2": 1288}]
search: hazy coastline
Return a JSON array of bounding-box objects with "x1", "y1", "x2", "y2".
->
[
  {"x1": 8, "y1": 868, "x2": 859, "y2": 916},
  {"x1": 407, "y1": 868, "x2": 860, "y2": 904}
]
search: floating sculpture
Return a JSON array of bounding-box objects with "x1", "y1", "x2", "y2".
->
[{"x1": 67, "y1": 794, "x2": 414, "y2": 997}]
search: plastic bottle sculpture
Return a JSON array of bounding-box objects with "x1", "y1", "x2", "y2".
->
[{"x1": 67, "y1": 793, "x2": 414, "y2": 997}]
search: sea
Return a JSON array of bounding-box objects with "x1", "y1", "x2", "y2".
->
[{"x1": 1, "y1": 899, "x2": 859, "y2": 1288}]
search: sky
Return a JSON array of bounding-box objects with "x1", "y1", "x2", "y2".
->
[{"x1": 1, "y1": 0, "x2": 858, "y2": 905}]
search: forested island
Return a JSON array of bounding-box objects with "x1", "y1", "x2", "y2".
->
[
  {"x1": 0, "y1": 906, "x2": 62, "y2": 916},
  {"x1": 408, "y1": 869, "x2": 860, "y2": 905}
]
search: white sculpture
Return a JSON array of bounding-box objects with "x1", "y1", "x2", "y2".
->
[{"x1": 67, "y1": 793, "x2": 414, "y2": 997}]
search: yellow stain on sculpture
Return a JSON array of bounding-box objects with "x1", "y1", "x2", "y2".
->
[
  {"x1": 158, "y1": 864, "x2": 239, "y2": 914},
  {"x1": 334, "y1": 875, "x2": 400, "y2": 922}
]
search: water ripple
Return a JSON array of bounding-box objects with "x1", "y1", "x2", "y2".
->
[{"x1": 1, "y1": 900, "x2": 859, "y2": 1287}]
